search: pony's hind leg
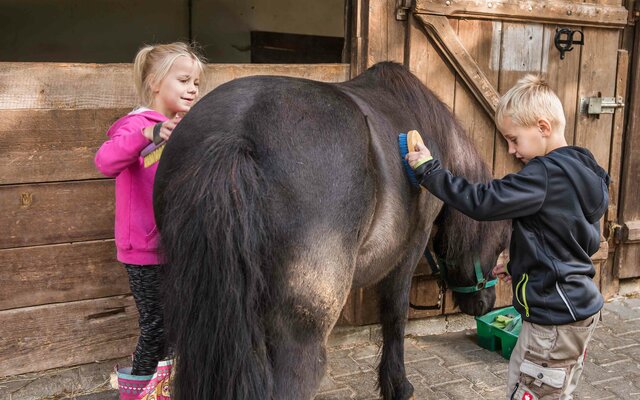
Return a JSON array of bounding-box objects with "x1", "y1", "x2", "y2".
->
[
  {"x1": 377, "y1": 258, "x2": 418, "y2": 400},
  {"x1": 266, "y1": 269, "x2": 349, "y2": 400}
]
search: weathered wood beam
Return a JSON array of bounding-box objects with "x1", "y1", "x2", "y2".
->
[
  {"x1": 415, "y1": 14, "x2": 500, "y2": 118},
  {"x1": 0, "y1": 63, "x2": 350, "y2": 110},
  {"x1": 415, "y1": 0, "x2": 628, "y2": 28}
]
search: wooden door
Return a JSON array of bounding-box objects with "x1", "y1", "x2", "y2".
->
[
  {"x1": 616, "y1": 21, "x2": 640, "y2": 281},
  {"x1": 341, "y1": 0, "x2": 630, "y2": 324}
]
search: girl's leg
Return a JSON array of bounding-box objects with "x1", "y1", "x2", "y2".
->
[{"x1": 124, "y1": 264, "x2": 166, "y2": 376}]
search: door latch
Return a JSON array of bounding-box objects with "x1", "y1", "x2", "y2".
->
[{"x1": 581, "y1": 95, "x2": 624, "y2": 117}]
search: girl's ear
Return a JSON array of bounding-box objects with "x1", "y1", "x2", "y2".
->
[{"x1": 149, "y1": 74, "x2": 160, "y2": 93}]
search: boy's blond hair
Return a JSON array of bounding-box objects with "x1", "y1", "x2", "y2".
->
[
  {"x1": 496, "y1": 75, "x2": 566, "y2": 134},
  {"x1": 133, "y1": 42, "x2": 207, "y2": 107}
]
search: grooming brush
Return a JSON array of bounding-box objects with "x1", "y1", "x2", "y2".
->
[
  {"x1": 141, "y1": 141, "x2": 166, "y2": 168},
  {"x1": 398, "y1": 129, "x2": 425, "y2": 188}
]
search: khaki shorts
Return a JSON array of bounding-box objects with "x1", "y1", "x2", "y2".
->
[{"x1": 506, "y1": 311, "x2": 600, "y2": 400}]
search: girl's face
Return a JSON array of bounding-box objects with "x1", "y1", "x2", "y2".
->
[{"x1": 151, "y1": 56, "x2": 201, "y2": 118}]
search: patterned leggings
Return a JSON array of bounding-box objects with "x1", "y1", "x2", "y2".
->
[{"x1": 124, "y1": 264, "x2": 166, "y2": 376}]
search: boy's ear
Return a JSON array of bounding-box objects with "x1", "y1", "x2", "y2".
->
[{"x1": 537, "y1": 118, "x2": 552, "y2": 137}]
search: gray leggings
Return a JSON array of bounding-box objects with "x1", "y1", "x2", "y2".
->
[{"x1": 124, "y1": 264, "x2": 166, "y2": 376}]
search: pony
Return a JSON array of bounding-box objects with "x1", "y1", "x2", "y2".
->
[{"x1": 153, "y1": 62, "x2": 511, "y2": 400}]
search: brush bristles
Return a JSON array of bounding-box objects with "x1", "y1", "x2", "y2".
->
[{"x1": 144, "y1": 144, "x2": 165, "y2": 168}]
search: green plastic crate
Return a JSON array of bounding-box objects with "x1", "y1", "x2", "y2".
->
[{"x1": 475, "y1": 306, "x2": 521, "y2": 359}]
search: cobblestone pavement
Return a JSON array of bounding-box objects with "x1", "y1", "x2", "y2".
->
[
  {"x1": 3, "y1": 296, "x2": 639, "y2": 400},
  {"x1": 315, "y1": 296, "x2": 640, "y2": 400}
]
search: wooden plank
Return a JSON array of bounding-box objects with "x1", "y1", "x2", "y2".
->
[
  {"x1": 574, "y1": 28, "x2": 618, "y2": 168},
  {"x1": 0, "y1": 296, "x2": 138, "y2": 377},
  {"x1": 0, "y1": 240, "x2": 128, "y2": 311},
  {"x1": 415, "y1": 14, "x2": 499, "y2": 117},
  {"x1": 408, "y1": 276, "x2": 442, "y2": 319},
  {"x1": 542, "y1": 25, "x2": 582, "y2": 146},
  {"x1": 617, "y1": 245, "x2": 640, "y2": 278},
  {"x1": 387, "y1": 0, "x2": 406, "y2": 64},
  {"x1": 454, "y1": 19, "x2": 500, "y2": 165},
  {"x1": 414, "y1": 0, "x2": 628, "y2": 28},
  {"x1": 0, "y1": 63, "x2": 350, "y2": 110},
  {"x1": 366, "y1": 0, "x2": 388, "y2": 68},
  {"x1": 406, "y1": 15, "x2": 432, "y2": 84},
  {"x1": 607, "y1": 50, "x2": 629, "y2": 232},
  {"x1": 616, "y1": 16, "x2": 640, "y2": 280},
  {"x1": 0, "y1": 108, "x2": 126, "y2": 185},
  {"x1": 494, "y1": 22, "x2": 546, "y2": 178},
  {"x1": 0, "y1": 180, "x2": 114, "y2": 249}
]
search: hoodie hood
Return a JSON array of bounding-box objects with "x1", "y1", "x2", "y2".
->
[{"x1": 545, "y1": 146, "x2": 610, "y2": 223}]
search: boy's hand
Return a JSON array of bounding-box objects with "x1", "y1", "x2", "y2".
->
[
  {"x1": 405, "y1": 142, "x2": 433, "y2": 170},
  {"x1": 492, "y1": 263, "x2": 512, "y2": 283}
]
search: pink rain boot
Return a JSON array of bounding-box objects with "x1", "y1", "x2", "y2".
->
[
  {"x1": 116, "y1": 367, "x2": 153, "y2": 400},
  {"x1": 138, "y1": 359, "x2": 173, "y2": 400}
]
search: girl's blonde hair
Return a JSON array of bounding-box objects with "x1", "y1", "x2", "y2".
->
[
  {"x1": 496, "y1": 75, "x2": 566, "y2": 133},
  {"x1": 133, "y1": 42, "x2": 207, "y2": 107}
]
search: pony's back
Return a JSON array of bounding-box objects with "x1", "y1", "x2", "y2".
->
[{"x1": 154, "y1": 75, "x2": 376, "y2": 399}]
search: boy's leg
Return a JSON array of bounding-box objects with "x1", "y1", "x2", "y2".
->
[
  {"x1": 124, "y1": 264, "x2": 166, "y2": 376},
  {"x1": 558, "y1": 311, "x2": 599, "y2": 399},
  {"x1": 505, "y1": 319, "x2": 532, "y2": 399},
  {"x1": 505, "y1": 312, "x2": 599, "y2": 400}
]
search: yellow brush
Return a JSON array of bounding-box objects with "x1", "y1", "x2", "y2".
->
[{"x1": 141, "y1": 141, "x2": 166, "y2": 168}]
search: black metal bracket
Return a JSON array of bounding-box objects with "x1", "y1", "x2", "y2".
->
[{"x1": 554, "y1": 28, "x2": 584, "y2": 60}]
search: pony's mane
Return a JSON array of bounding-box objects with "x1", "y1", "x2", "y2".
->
[{"x1": 361, "y1": 62, "x2": 501, "y2": 262}]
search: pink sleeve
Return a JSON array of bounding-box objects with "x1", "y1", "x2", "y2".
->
[{"x1": 94, "y1": 118, "x2": 151, "y2": 177}]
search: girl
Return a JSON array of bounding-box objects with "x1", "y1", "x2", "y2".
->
[{"x1": 95, "y1": 42, "x2": 206, "y2": 379}]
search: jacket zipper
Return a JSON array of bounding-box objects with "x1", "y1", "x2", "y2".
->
[
  {"x1": 515, "y1": 274, "x2": 530, "y2": 317},
  {"x1": 556, "y1": 282, "x2": 577, "y2": 321}
]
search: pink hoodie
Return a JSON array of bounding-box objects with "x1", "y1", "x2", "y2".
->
[{"x1": 95, "y1": 109, "x2": 168, "y2": 265}]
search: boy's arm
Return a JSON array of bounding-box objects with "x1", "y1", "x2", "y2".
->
[{"x1": 418, "y1": 158, "x2": 547, "y2": 221}]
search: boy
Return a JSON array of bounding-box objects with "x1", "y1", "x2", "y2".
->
[{"x1": 406, "y1": 75, "x2": 609, "y2": 400}]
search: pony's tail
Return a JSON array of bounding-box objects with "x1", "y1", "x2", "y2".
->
[{"x1": 159, "y1": 135, "x2": 273, "y2": 399}]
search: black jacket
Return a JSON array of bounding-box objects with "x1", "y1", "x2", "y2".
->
[{"x1": 420, "y1": 146, "x2": 609, "y2": 324}]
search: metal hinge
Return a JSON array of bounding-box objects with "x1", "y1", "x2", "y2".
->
[
  {"x1": 581, "y1": 95, "x2": 624, "y2": 117},
  {"x1": 608, "y1": 222, "x2": 622, "y2": 244},
  {"x1": 396, "y1": 0, "x2": 412, "y2": 20},
  {"x1": 629, "y1": 0, "x2": 640, "y2": 25}
]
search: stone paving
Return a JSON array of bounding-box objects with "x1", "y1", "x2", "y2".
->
[{"x1": 2, "y1": 296, "x2": 639, "y2": 399}]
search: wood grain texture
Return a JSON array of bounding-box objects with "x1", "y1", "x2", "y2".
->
[
  {"x1": 0, "y1": 108, "x2": 127, "y2": 184},
  {"x1": 454, "y1": 19, "x2": 500, "y2": 165},
  {"x1": 0, "y1": 240, "x2": 127, "y2": 311},
  {"x1": 0, "y1": 63, "x2": 350, "y2": 110},
  {"x1": 0, "y1": 296, "x2": 138, "y2": 377},
  {"x1": 0, "y1": 180, "x2": 114, "y2": 249},
  {"x1": 414, "y1": 0, "x2": 628, "y2": 28}
]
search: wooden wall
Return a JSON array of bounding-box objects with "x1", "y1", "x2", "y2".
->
[{"x1": 0, "y1": 63, "x2": 349, "y2": 377}]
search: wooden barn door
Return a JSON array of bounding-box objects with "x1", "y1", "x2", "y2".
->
[
  {"x1": 340, "y1": 0, "x2": 630, "y2": 324},
  {"x1": 0, "y1": 63, "x2": 349, "y2": 377},
  {"x1": 616, "y1": 19, "x2": 640, "y2": 282}
]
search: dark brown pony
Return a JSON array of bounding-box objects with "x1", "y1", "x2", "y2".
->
[{"x1": 153, "y1": 62, "x2": 510, "y2": 400}]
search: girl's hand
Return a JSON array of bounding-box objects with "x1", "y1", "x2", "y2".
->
[
  {"x1": 492, "y1": 263, "x2": 512, "y2": 283},
  {"x1": 142, "y1": 114, "x2": 183, "y2": 142},
  {"x1": 405, "y1": 142, "x2": 433, "y2": 169}
]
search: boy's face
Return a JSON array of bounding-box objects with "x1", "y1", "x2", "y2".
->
[{"x1": 499, "y1": 116, "x2": 547, "y2": 164}]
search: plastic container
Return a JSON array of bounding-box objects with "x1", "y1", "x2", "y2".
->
[{"x1": 475, "y1": 306, "x2": 521, "y2": 359}]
